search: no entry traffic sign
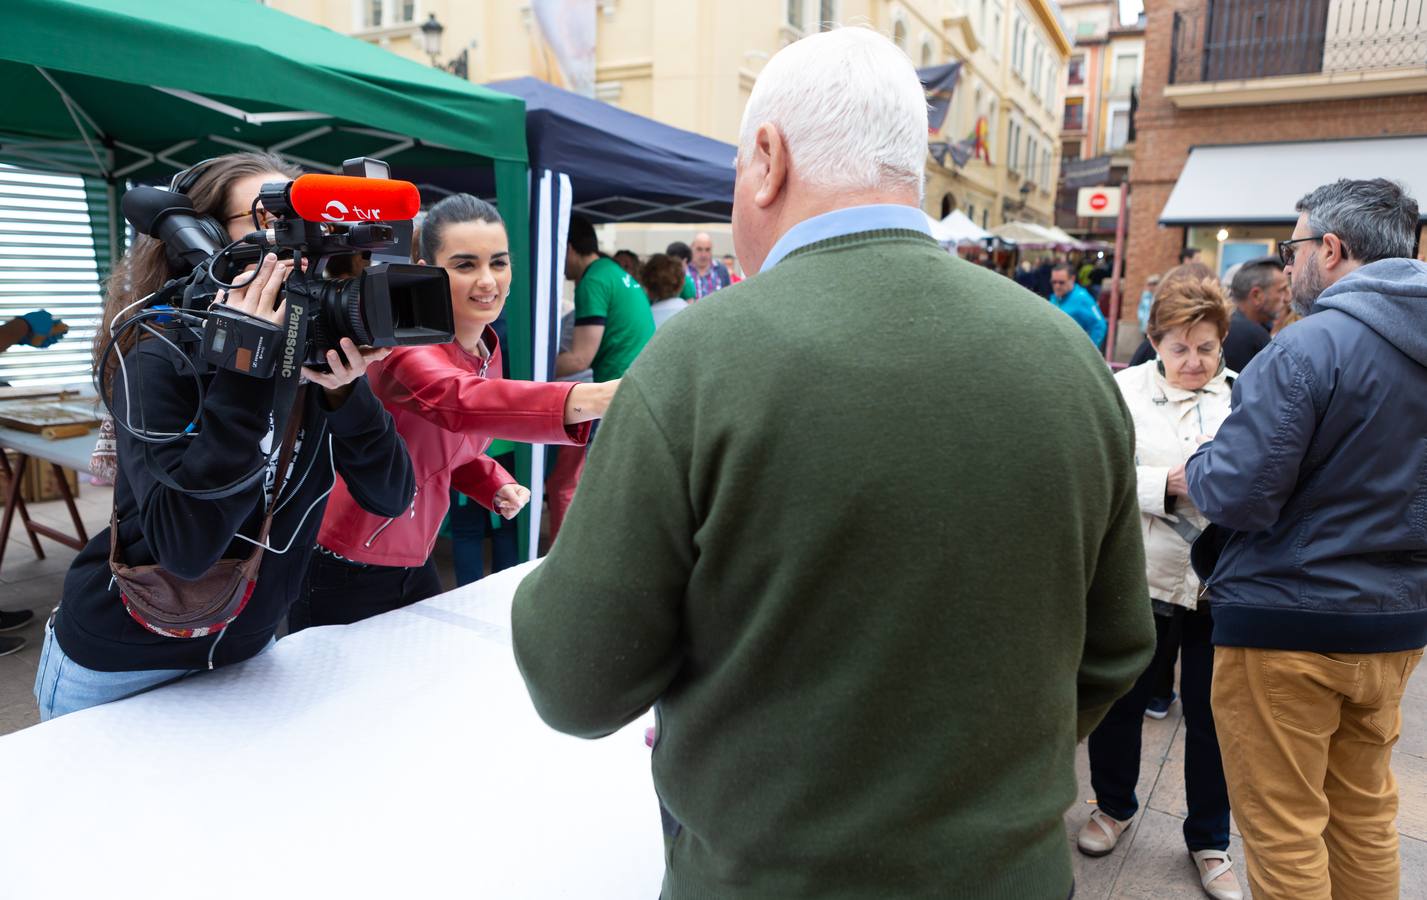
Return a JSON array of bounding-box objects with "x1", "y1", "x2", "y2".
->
[{"x1": 1077, "y1": 186, "x2": 1122, "y2": 218}]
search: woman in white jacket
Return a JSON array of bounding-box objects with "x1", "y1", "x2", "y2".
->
[{"x1": 1075, "y1": 271, "x2": 1243, "y2": 900}]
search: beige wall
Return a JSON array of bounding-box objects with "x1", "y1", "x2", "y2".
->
[{"x1": 267, "y1": 0, "x2": 1069, "y2": 229}]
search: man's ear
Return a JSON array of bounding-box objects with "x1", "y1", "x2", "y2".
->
[
  {"x1": 753, "y1": 123, "x2": 788, "y2": 210},
  {"x1": 1321, "y1": 232, "x2": 1350, "y2": 270}
]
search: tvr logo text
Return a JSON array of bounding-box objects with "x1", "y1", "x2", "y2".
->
[{"x1": 322, "y1": 200, "x2": 383, "y2": 222}]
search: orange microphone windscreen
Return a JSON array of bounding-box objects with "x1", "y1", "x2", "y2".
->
[{"x1": 287, "y1": 174, "x2": 421, "y2": 223}]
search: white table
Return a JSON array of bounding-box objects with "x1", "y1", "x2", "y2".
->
[{"x1": 0, "y1": 562, "x2": 665, "y2": 899}]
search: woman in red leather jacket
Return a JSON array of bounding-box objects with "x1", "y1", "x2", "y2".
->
[{"x1": 291, "y1": 195, "x2": 618, "y2": 629}]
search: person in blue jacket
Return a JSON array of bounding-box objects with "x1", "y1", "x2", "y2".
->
[
  {"x1": 1182, "y1": 178, "x2": 1427, "y2": 900},
  {"x1": 1049, "y1": 261, "x2": 1107, "y2": 348}
]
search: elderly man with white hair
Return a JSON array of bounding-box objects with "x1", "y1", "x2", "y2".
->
[{"x1": 512, "y1": 26, "x2": 1153, "y2": 899}]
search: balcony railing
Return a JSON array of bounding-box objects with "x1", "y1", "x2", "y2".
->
[
  {"x1": 1063, "y1": 106, "x2": 1085, "y2": 130},
  {"x1": 1170, "y1": 0, "x2": 1427, "y2": 85}
]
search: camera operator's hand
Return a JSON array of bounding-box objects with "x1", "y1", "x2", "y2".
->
[
  {"x1": 217, "y1": 253, "x2": 292, "y2": 328},
  {"x1": 302, "y1": 337, "x2": 392, "y2": 407},
  {"x1": 492, "y1": 483, "x2": 532, "y2": 520}
]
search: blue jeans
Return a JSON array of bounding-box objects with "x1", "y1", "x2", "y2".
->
[
  {"x1": 33, "y1": 617, "x2": 274, "y2": 722},
  {"x1": 1087, "y1": 606, "x2": 1230, "y2": 852}
]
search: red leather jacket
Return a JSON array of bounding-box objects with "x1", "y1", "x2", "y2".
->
[{"x1": 316, "y1": 330, "x2": 589, "y2": 567}]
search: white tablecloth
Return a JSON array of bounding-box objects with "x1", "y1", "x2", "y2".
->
[{"x1": 0, "y1": 561, "x2": 664, "y2": 899}]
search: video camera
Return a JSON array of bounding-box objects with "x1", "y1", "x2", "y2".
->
[{"x1": 119, "y1": 157, "x2": 453, "y2": 378}]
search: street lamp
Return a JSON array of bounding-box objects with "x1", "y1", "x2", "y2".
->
[
  {"x1": 419, "y1": 13, "x2": 444, "y2": 62},
  {"x1": 419, "y1": 13, "x2": 468, "y2": 79}
]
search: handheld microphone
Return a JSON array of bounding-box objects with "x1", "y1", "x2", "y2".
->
[{"x1": 284, "y1": 174, "x2": 421, "y2": 224}]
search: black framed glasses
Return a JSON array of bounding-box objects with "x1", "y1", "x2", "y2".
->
[
  {"x1": 1278, "y1": 236, "x2": 1323, "y2": 267},
  {"x1": 227, "y1": 203, "x2": 275, "y2": 230}
]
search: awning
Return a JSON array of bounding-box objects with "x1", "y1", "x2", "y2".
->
[
  {"x1": 938, "y1": 209, "x2": 991, "y2": 243},
  {"x1": 1159, "y1": 136, "x2": 1427, "y2": 225},
  {"x1": 991, "y1": 221, "x2": 1066, "y2": 249},
  {"x1": 483, "y1": 77, "x2": 736, "y2": 223}
]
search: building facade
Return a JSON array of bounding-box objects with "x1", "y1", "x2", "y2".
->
[
  {"x1": 1055, "y1": 0, "x2": 1144, "y2": 241},
  {"x1": 265, "y1": 0, "x2": 1069, "y2": 232},
  {"x1": 914, "y1": 0, "x2": 1070, "y2": 230},
  {"x1": 1126, "y1": 0, "x2": 1427, "y2": 320}
]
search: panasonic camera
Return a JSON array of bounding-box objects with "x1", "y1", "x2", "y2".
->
[{"x1": 120, "y1": 157, "x2": 453, "y2": 378}]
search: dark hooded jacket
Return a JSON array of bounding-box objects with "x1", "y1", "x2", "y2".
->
[{"x1": 1186, "y1": 258, "x2": 1427, "y2": 653}]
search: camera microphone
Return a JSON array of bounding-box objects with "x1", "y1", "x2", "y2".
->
[{"x1": 283, "y1": 174, "x2": 421, "y2": 224}]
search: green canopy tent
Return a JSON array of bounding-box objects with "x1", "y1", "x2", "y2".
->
[{"x1": 0, "y1": 0, "x2": 547, "y2": 556}]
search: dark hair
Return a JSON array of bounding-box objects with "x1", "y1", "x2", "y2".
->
[
  {"x1": 568, "y1": 215, "x2": 600, "y2": 256},
  {"x1": 1228, "y1": 256, "x2": 1284, "y2": 303},
  {"x1": 1295, "y1": 178, "x2": 1418, "y2": 263},
  {"x1": 97, "y1": 152, "x2": 301, "y2": 391},
  {"x1": 665, "y1": 241, "x2": 692, "y2": 263},
  {"x1": 640, "y1": 254, "x2": 687, "y2": 301},
  {"x1": 1179, "y1": 247, "x2": 1201, "y2": 264},
  {"x1": 1050, "y1": 262, "x2": 1076, "y2": 278},
  {"x1": 613, "y1": 249, "x2": 640, "y2": 276},
  {"x1": 418, "y1": 193, "x2": 503, "y2": 263}
]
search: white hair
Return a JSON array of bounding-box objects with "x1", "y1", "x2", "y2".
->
[{"x1": 739, "y1": 26, "x2": 928, "y2": 196}]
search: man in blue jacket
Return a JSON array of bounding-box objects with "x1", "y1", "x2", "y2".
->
[
  {"x1": 1183, "y1": 178, "x2": 1426, "y2": 900},
  {"x1": 1049, "y1": 261, "x2": 1107, "y2": 348}
]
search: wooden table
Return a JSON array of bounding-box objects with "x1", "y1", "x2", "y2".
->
[{"x1": 0, "y1": 424, "x2": 99, "y2": 573}]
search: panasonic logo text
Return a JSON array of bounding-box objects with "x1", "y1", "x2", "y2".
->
[{"x1": 281, "y1": 303, "x2": 304, "y2": 379}]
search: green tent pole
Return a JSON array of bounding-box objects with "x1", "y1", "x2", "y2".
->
[
  {"x1": 494, "y1": 158, "x2": 533, "y2": 560},
  {"x1": 107, "y1": 180, "x2": 125, "y2": 282},
  {"x1": 81, "y1": 175, "x2": 122, "y2": 285}
]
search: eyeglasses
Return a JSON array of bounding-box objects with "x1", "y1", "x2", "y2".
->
[
  {"x1": 1278, "y1": 235, "x2": 1323, "y2": 267},
  {"x1": 227, "y1": 207, "x2": 276, "y2": 229}
]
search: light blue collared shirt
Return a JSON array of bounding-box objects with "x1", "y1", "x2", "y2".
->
[{"x1": 758, "y1": 204, "x2": 932, "y2": 273}]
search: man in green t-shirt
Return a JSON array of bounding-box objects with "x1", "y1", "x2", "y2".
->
[{"x1": 556, "y1": 215, "x2": 656, "y2": 382}]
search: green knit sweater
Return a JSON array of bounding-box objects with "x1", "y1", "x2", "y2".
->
[{"x1": 512, "y1": 229, "x2": 1154, "y2": 900}]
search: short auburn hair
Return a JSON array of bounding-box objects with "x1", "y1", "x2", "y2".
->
[
  {"x1": 640, "y1": 253, "x2": 687, "y2": 301},
  {"x1": 1147, "y1": 263, "x2": 1231, "y2": 343}
]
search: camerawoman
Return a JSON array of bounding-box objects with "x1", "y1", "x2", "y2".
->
[{"x1": 34, "y1": 152, "x2": 419, "y2": 720}]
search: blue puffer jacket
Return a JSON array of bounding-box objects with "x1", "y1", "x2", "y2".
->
[{"x1": 1186, "y1": 258, "x2": 1427, "y2": 653}]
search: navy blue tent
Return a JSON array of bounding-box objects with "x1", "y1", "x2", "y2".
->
[{"x1": 486, "y1": 77, "x2": 736, "y2": 224}]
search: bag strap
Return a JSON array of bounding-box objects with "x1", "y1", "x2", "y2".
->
[{"x1": 1166, "y1": 514, "x2": 1203, "y2": 545}]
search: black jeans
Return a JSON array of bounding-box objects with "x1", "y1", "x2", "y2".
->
[
  {"x1": 287, "y1": 551, "x2": 445, "y2": 634},
  {"x1": 1151, "y1": 612, "x2": 1183, "y2": 701},
  {"x1": 1087, "y1": 606, "x2": 1230, "y2": 852}
]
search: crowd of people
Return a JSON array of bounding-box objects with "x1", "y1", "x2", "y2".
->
[{"x1": 5, "y1": 22, "x2": 1424, "y2": 900}]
